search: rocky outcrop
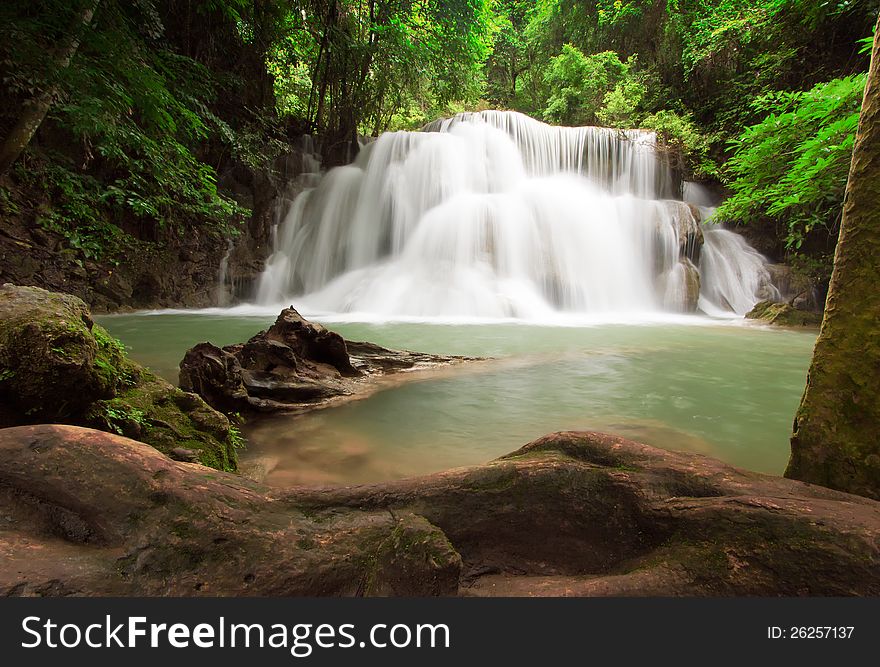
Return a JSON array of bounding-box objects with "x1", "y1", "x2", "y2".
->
[
  {"x1": 215, "y1": 138, "x2": 324, "y2": 303},
  {"x1": 675, "y1": 202, "x2": 704, "y2": 264},
  {"x1": 765, "y1": 264, "x2": 824, "y2": 312},
  {"x1": 1, "y1": 425, "x2": 879, "y2": 597},
  {"x1": 179, "y1": 306, "x2": 479, "y2": 414},
  {"x1": 0, "y1": 216, "x2": 232, "y2": 311},
  {"x1": 745, "y1": 300, "x2": 822, "y2": 327},
  {"x1": 0, "y1": 284, "x2": 239, "y2": 470}
]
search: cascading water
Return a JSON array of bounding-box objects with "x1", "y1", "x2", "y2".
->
[
  {"x1": 699, "y1": 226, "x2": 780, "y2": 316},
  {"x1": 256, "y1": 110, "x2": 775, "y2": 319}
]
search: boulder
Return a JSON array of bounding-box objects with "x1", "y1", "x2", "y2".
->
[
  {"x1": 0, "y1": 425, "x2": 460, "y2": 596},
  {"x1": 180, "y1": 306, "x2": 479, "y2": 414},
  {"x1": 1, "y1": 425, "x2": 879, "y2": 597},
  {"x1": 746, "y1": 300, "x2": 822, "y2": 327},
  {"x1": 765, "y1": 264, "x2": 824, "y2": 312},
  {"x1": 0, "y1": 284, "x2": 239, "y2": 470},
  {"x1": 0, "y1": 284, "x2": 114, "y2": 421}
]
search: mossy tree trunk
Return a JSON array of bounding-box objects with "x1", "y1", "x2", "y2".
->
[
  {"x1": 0, "y1": 0, "x2": 100, "y2": 174},
  {"x1": 785, "y1": 12, "x2": 880, "y2": 499}
]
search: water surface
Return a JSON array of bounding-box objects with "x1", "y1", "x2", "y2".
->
[{"x1": 98, "y1": 313, "x2": 816, "y2": 486}]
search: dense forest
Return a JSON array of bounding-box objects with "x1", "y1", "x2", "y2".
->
[{"x1": 0, "y1": 0, "x2": 876, "y2": 306}]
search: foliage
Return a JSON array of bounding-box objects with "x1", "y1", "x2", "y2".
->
[
  {"x1": 715, "y1": 74, "x2": 866, "y2": 274},
  {"x1": 228, "y1": 425, "x2": 246, "y2": 450},
  {"x1": 640, "y1": 110, "x2": 716, "y2": 178},
  {"x1": 269, "y1": 0, "x2": 493, "y2": 147},
  {"x1": 542, "y1": 46, "x2": 629, "y2": 125},
  {"x1": 0, "y1": 0, "x2": 270, "y2": 257}
]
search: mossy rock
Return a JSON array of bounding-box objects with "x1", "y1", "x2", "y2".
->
[
  {"x1": 0, "y1": 284, "x2": 239, "y2": 471},
  {"x1": 0, "y1": 284, "x2": 116, "y2": 421},
  {"x1": 745, "y1": 300, "x2": 822, "y2": 327}
]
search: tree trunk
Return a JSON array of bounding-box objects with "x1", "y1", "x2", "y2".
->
[
  {"x1": 785, "y1": 12, "x2": 880, "y2": 499},
  {"x1": 0, "y1": 0, "x2": 100, "y2": 174}
]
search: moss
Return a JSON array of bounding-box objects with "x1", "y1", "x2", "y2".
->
[
  {"x1": 362, "y1": 516, "x2": 460, "y2": 596},
  {"x1": 113, "y1": 376, "x2": 239, "y2": 472},
  {"x1": 745, "y1": 300, "x2": 822, "y2": 327},
  {"x1": 1, "y1": 285, "x2": 240, "y2": 471}
]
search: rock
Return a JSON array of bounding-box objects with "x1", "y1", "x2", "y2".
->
[
  {"x1": 765, "y1": 264, "x2": 824, "y2": 312},
  {"x1": 791, "y1": 290, "x2": 822, "y2": 312},
  {"x1": 659, "y1": 200, "x2": 704, "y2": 264},
  {"x1": 178, "y1": 342, "x2": 251, "y2": 413},
  {"x1": 1, "y1": 425, "x2": 879, "y2": 597},
  {"x1": 745, "y1": 300, "x2": 822, "y2": 327},
  {"x1": 0, "y1": 425, "x2": 460, "y2": 596},
  {"x1": 170, "y1": 447, "x2": 200, "y2": 463},
  {"x1": 0, "y1": 284, "x2": 239, "y2": 470},
  {"x1": 93, "y1": 270, "x2": 134, "y2": 303},
  {"x1": 677, "y1": 202, "x2": 704, "y2": 263},
  {"x1": 180, "y1": 306, "x2": 480, "y2": 414},
  {"x1": 265, "y1": 307, "x2": 360, "y2": 377},
  {"x1": 0, "y1": 284, "x2": 112, "y2": 420},
  {"x1": 681, "y1": 258, "x2": 700, "y2": 312},
  {"x1": 0, "y1": 214, "x2": 236, "y2": 311}
]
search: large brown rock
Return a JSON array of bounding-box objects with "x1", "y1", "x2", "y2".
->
[
  {"x1": 0, "y1": 425, "x2": 459, "y2": 596},
  {"x1": 0, "y1": 284, "x2": 112, "y2": 421},
  {"x1": 2, "y1": 426, "x2": 878, "y2": 597},
  {"x1": 180, "y1": 306, "x2": 478, "y2": 413}
]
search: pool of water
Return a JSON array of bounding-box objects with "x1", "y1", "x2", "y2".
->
[{"x1": 97, "y1": 313, "x2": 816, "y2": 486}]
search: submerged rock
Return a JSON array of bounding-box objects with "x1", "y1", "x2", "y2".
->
[
  {"x1": 0, "y1": 284, "x2": 239, "y2": 470},
  {"x1": 180, "y1": 306, "x2": 478, "y2": 414},
  {"x1": 1, "y1": 425, "x2": 879, "y2": 597},
  {"x1": 746, "y1": 300, "x2": 822, "y2": 327}
]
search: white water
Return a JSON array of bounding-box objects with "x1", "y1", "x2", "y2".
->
[
  {"x1": 255, "y1": 110, "x2": 775, "y2": 320},
  {"x1": 700, "y1": 227, "x2": 780, "y2": 316}
]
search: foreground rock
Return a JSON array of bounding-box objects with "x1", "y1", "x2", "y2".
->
[
  {"x1": 0, "y1": 285, "x2": 239, "y2": 470},
  {"x1": 2, "y1": 425, "x2": 878, "y2": 596},
  {"x1": 179, "y1": 306, "x2": 479, "y2": 414},
  {"x1": 746, "y1": 300, "x2": 822, "y2": 327}
]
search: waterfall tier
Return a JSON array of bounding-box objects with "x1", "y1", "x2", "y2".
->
[{"x1": 256, "y1": 110, "x2": 775, "y2": 319}]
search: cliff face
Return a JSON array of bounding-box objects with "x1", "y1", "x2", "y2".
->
[
  {"x1": 0, "y1": 140, "x2": 322, "y2": 311},
  {"x1": 0, "y1": 216, "x2": 229, "y2": 311}
]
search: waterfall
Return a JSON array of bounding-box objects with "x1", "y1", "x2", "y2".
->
[
  {"x1": 215, "y1": 238, "x2": 234, "y2": 307},
  {"x1": 255, "y1": 110, "x2": 775, "y2": 319},
  {"x1": 698, "y1": 227, "x2": 780, "y2": 316}
]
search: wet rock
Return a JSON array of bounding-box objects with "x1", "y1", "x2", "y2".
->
[
  {"x1": 765, "y1": 264, "x2": 824, "y2": 312},
  {"x1": 746, "y1": 300, "x2": 822, "y2": 327},
  {"x1": 180, "y1": 306, "x2": 479, "y2": 414},
  {"x1": 2, "y1": 425, "x2": 879, "y2": 597},
  {"x1": 677, "y1": 202, "x2": 704, "y2": 263},
  {"x1": 0, "y1": 215, "x2": 235, "y2": 311},
  {"x1": 682, "y1": 258, "x2": 700, "y2": 312},
  {"x1": 0, "y1": 284, "x2": 239, "y2": 470}
]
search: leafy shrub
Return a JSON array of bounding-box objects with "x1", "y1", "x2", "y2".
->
[{"x1": 716, "y1": 75, "x2": 865, "y2": 260}]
